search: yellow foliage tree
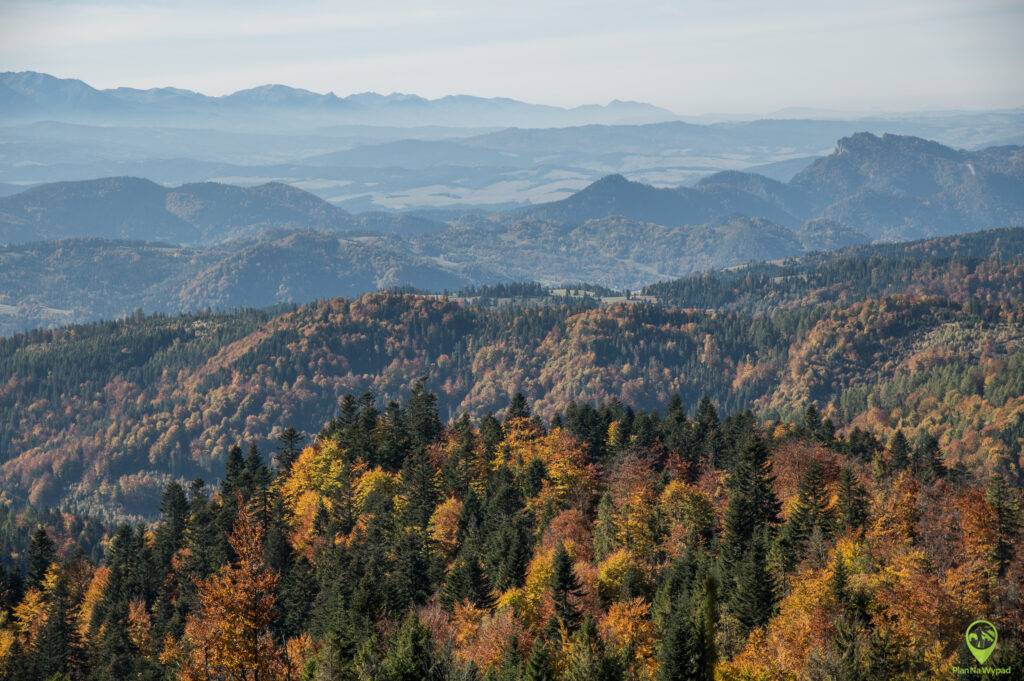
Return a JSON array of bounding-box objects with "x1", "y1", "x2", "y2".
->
[
  {"x1": 599, "y1": 597, "x2": 656, "y2": 679},
  {"x1": 428, "y1": 496, "x2": 463, "y2": 557}
]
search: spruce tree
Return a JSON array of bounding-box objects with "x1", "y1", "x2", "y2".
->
[
  {"x1": 720, "y1": 432, "x2": 780, "y2": 589},
  {"x1": 593, "y1": 492, "x2": 618, "y2": 562},
  {"x1": 986, "y1": 474, "x2": 1022, "y2": 576},
  {"x1": 33, "y1": 572, "x2": 80, "y2": 680},
  {"x1": 379, "y1": 612, "x2": 443, "y2": 681},
  {"x1": 836, "y1": 468, "x2": 869, "y2": 531},
  {"x1": 506, "y1": 392, "x2": 531, "y2": 421},
  {"x1": 376, "y1": 401, "x2": 411, "y2": 471},
  {"x1": 551, "y1": 543, "x2": 581, "y2": 631},
  {"x1": 563, "y1": 616, "x2": 621, "y2": 681},
  {"x1": 887, "y1": 430, "x2": 910, "y2": 472},
  {"x1": 524, "y1": 637, "x2": 555, "y2": 681},
  {"x1": 27, "y1": 525, "x2": 56, "y2": 588},
  {"x1": 731, "y1": 533, "x2": 775, "y2": 634},
  {"x1": 275, "y1": 426, "x2": 305, "y2": 474},
  {"x1": 443, "y1": 547, "x2": 493, "y2": 609},
  {"x1": 407, "y1": 379, "x2": 443, "y2": 449},
  {"x1": 153, "y1": 482, "x2": 189, "y2": 572},
  {"x1": 777, "y1": 462, "x2": 834, "y2": 572}
]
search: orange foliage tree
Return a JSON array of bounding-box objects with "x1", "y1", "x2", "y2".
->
[{"x1": 180, "y1": 500, "x2": 288, "y2": 681}]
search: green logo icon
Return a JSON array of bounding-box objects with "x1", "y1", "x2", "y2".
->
[{"x1": 965, "y1": 620, "x2": 998, "y2": 665}]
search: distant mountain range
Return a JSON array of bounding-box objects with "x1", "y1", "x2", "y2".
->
[
  {"x1": 2, "y1": 73, "x2": 1023, "y2": 212},
  {"x1": 0, "y1": 71, "x2": 677, "y2": 128},
  {"x1": 517, "y1": 132, "x2": 1024, "y2": 241},
  {"x1": 0, "y1": 132, "x2": 1021, "y2": 333}
]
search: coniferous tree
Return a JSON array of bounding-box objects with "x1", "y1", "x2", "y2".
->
[
  {"x1": 657, "y1": 553, "x2": 716, "y2": 681},
  {"x1": 275, "y1": 426, "x2": 305, "y2": 474},
  {"x1": 408, "y1": 379, "x2": 443, "y2": 450},
  {"x1": 731, "y1": 532, "x2": 775, "y2": 634},
  {"x1": 593, "y1": 492, "x2": 617, "y2": 562},
  {"x1": 986, "y1": 474, "x2": 1022, "y2": 576},
  {"x1": 563, "y1": 616, "x2": 622, "y2": 681},
  {"x1": 379, "y1": 612, "x2": 444, "y2": 681},
  {"x1": 401, "y1": 446, "x2": 439, "y2": 529},
  {"x1": 27, "y1": 525, "x2": 56, "y2": 588},
  {"x1": 377, "y1": 401, "x2": 411, "y2": 471},
  {"x1": 523, "y1": 636, "x2": 555, "y2": 681},
  {"x1": 506, "y1": 392, "x2": 531, "y2": 421},
  {"x1": 911, "y1": 432, "x2": 945, "y2": 481},
  {"x1": 721, "y1": 432, "x2": 780, "y2": 589},
  {"x1": 479, "y1": 413, "x2": 503, "y2": 459},
  {"x1": 694, "y1": 396, "x2": 721, "y2": 464},
  {"x1": 551, "y1": 544, "x2": 581, "y2": 631},
  {"x1": 33, "y1": 572, "x2": 81, "y2": 681},
  {"x1": 888, "y1": 430, "x2": 910, "y2": 473},
  {"x1": 153, "y1": 482, "x2": 189, "y2": 572},
  {"x1": 776, "y1": 462, "x2": 834, "y2": 572},
  {"x1": 836, "y1": 468, "x2": 869, "y2": 531}
]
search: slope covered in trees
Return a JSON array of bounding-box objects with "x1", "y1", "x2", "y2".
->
[
  {"x1": 0, "y1": 388, "x2": 1019, "y2": 679},
  {"x1": 0, "y1": 177, "x2": 435, "y2": 245},
  {"x1": 1, "y1": 228, "x2": 1022, "y2": 518}
]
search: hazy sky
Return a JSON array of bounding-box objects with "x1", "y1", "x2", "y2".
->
[{"x1": 1, "y1": 0, "x2": 1022, "y2": 114}]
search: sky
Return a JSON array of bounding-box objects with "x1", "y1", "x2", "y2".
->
[{"x1": 1, "y1": 0, "x2": 1022, "y2": 115}]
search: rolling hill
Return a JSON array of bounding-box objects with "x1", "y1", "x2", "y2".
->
[
  {"x1": 1, "y1": 228, "x2": 1022, "y2": 517},
  {"x1": 0, "y1": 231, "x2": 482, "y2": 335},
  {"x1": 0, "y1": 177, "x2": 437, "y2": 245}
]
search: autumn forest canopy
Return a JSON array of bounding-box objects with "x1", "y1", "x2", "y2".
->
[{"x1": 0, "y1": 223, "x2": 1020, "y2": 679}]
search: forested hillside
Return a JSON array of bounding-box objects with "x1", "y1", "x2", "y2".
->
[
  {"x1": 0, "y1": 387, "x2": 1019, "y2": 679},
  {"x1": 1, "y1": 228, "x2": 1022, "y2": 519}
]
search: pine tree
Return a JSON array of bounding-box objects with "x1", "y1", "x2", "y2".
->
[
  {"x1": 27, "y1": 526, "x2": 56, "y2": 588},
  {"x1": 551, "y1": 544, "x2": 581, "y2": 631}
]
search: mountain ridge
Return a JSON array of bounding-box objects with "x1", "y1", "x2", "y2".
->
[{"x1": 0, "y1": 71, "x2": 678, "y2": 128}]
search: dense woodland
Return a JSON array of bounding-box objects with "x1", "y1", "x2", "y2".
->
[
  {"x1": 2, "y1": 229, "x2": 1024, "y2": 518},
  {"x1": 0, "y1": 387, "x2": 1020, "y2": 680}
]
